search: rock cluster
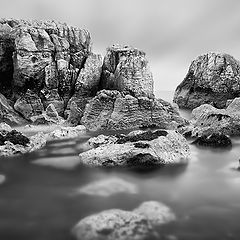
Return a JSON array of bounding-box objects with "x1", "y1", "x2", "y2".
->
[
  {"x1": 72, "y1": 201, "x2": 176, "y2": 240},
  {"x1": 79, "y1": 129, "x2": 190, "y2": 167},
  {"x1": 174, "y1": 53, "x2": 240, "y2": 109},
  {"x1": 0, "y1": 19, "x2": 186, "y2": 131}
]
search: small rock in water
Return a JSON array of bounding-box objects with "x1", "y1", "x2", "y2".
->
[
  {"x1": 73, "y1": 177, "x2": 138, "y2": 197},
  {"x1": 192, "y1": 133, "x2": 232, "y2": 148}
]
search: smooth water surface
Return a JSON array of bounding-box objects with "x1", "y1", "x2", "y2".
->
[{"x1": 0, "y1": 91, "x2": 240, "y2": 240}]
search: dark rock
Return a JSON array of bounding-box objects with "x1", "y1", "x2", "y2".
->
[
  {"x1": 126, "y1": 153, "x2": 160, "y2": 168},
  {"x1": 192, "y1": 133, "x2": 232, "y2": 148},
  {"x1": 173, "y1": 53, "x2": 240, "y2": 109},
  {"x1": 0, "y1": 129, "x2": 30, "y2": 146},
  {"x1": 134, "y1": 142, "x2": 150, "y2": 148},
  {"x1": 116, "y1": 130, "x2": 168, "y2": 144}
]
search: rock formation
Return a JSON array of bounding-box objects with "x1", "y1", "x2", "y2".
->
[
  {"x1": 0, "y1": 18, "x2": 92, "y2": 120},
  {"x1": 72, "y1": 201, "x2": 175, "y2": 240},
  {"x1": 79, "y1": 129, "x2": 190, "y2": 167},
  {"x1": 0, "y1": 19, "x2": 187, "y2": 132},
  {"x1": 173, "y1": 53, "x2": 240, "y2": 109}
]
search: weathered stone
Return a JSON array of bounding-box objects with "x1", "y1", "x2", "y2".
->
[
  {"x1": 190, "y1": 103, "x2": 240, "y2": 136},
  {"x1": 192, "y1": 133, "x2": 232, "y2": 148},
  {"x1": 74, "y1": 177, "x2": 138, "y2": 197},
  {"x1": 79, "y1": 130, "x2": 190, "y2": 167},
  {"x1": 0, "y1": 129, "x2": 30, "y2": 146},
  {"x1": 133, "y1": 201, "x2": 176, "y2": 226},
  {"x1": 100, "y1": 44, "x2": 154, "y2": 98},
  {"x1": 14, "y1": 89, "x2": 44, "y2": 119},
  {"x1": 81, "y1": 90, "x2": 187, "y2": 131},
  {"x1": 46, "y1": 103, "x2": 60, "y2": 121},
  {"x1": 87, "y1": 134, "x2": 118, "y2": 148},
  {"x1": 72, "y1": 209, "x2": 158, "y2": 240},
  {"x1": 0, "y1": 93, "x2": 27, "y2": 125},
  {"x1": 174, "y1": 53, "x2": 240, "y2": 109},
  {"x1": 0, "y1": 129, "x2": 46, "y2": 157}
]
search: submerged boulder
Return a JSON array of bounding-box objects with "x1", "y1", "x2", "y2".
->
[
  {"x1": 0, "y1": 175, "x2": 5, "y2": 184},
  {"x1": 72, "y1": 201, "x2": 175, "y2": 240},
  {"x1": 174, "y1": 53, "x2": 240, "y2": 109},
  {"x1": 79, "y1": 130, "x2": 190, "y2": 167},
  {"x1": 81, "y1": 90, "x2": 187, "y2": 131},
  {"x1": 74, "y1": 177, "x2": 138, "y2": 197},
  {"x1": 72, "y1": 209, "x2": 158, "y2": 240}
]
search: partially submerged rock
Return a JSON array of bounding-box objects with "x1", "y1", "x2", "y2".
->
[
  {"x1": 192, "y1": 133, "x2": 232, "y2": 148},
  {"x1": 72, "y1": 209, "x2": 157, "y2": 240},
  {"x1": 174, "y1": 53, "x2": 240, "y2": 109},
  {"x1": 74, "y1": 177, "x2": 138, "y2": 197},
  {"x1": 190, "y1": 100, "x2": 240, "y2": 136},
  {"x1": 79, "y1": 130, "x2": 190, "y2": 167},
  {"x1": 72, "y1": 201, "x2": 176, "y2": 240}
]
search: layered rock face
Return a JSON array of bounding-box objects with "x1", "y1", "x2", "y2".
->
[
  {"x1": 0, "y1": 18, "x2": 94, "y2": 119},
  {"x1": 174, "y1": 53, "x2": 240, "y2": 109}
]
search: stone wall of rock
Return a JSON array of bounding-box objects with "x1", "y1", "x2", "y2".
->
[{"x1": 173, "y1": 52, "x2": 240, "y2": 109}]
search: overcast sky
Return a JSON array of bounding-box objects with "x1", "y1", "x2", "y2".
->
[{"x1": 1, "y1": 0, "x2": 240, "y2": 91}]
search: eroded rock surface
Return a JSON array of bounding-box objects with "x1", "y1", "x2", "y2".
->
[
  {"x1": 81, "y1": 90, "x2": 187, "y2": 131},
  {"x1": 174, "y1": 53, "x2": 240, "y2": 109},
  {"x1": 190, "y1": 99, "x2": 240, "y2": 136},
  {"x1": 79, "y1": 130, "x2": 190, "y2": 167},
  {"x1": 100, "y1": 44, "x2": 154, "y2": 98}
]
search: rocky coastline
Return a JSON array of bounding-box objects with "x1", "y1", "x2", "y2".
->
[{"x1": 1, "y1": 18, "x2": 240, "y2": 240}]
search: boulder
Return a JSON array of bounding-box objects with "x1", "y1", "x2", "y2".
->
[
  {"x1": 192, "y1": 133, "x2": 232, "y2": 148},
  {"x1": 72, "y1": 209, "x2": 158, "y2": 240},
  {"x1": 190, "y1": 101, "x2": 240, "y2": 136},
  {"x1": 81, "y1": 90, "x2": 188, "y2": 131},
  {"x1": 173, "y1": 53, "x2": 240, "y2": 109},
  {"x1": 79, "y1": 130, "x2": 190, "y2": 167},
  {"x1": 73, "y1": 177, "x2": 138, "y2": 197},
  {"x1": 100, "y1": 44, "x2": 154, "y2": 98},
  {"x1": 65, "y1": 101, "x2": 83, "y2": 126}
]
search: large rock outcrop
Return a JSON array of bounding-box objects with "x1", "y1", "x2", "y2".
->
[
  {"x1": 173, "y1": 53, "x2": 240, "y2": 109},
  {"x1": 0, "y1": 18, "x2": 94, "y2": 121},
  {"x1": 81, "y1": 90, "x2": 187, "y2": 131},
  {"x1": 100, "y1": 44, "x2": 154, "y2": 98}
]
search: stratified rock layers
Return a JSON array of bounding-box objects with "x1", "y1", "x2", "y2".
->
[{"x1": 174, "y1": 53, "x2": 240, "y2": 109}]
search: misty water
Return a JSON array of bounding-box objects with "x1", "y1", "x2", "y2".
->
[{"x1": 1, "y1": 91, "x2": 240, "y2": 240}]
